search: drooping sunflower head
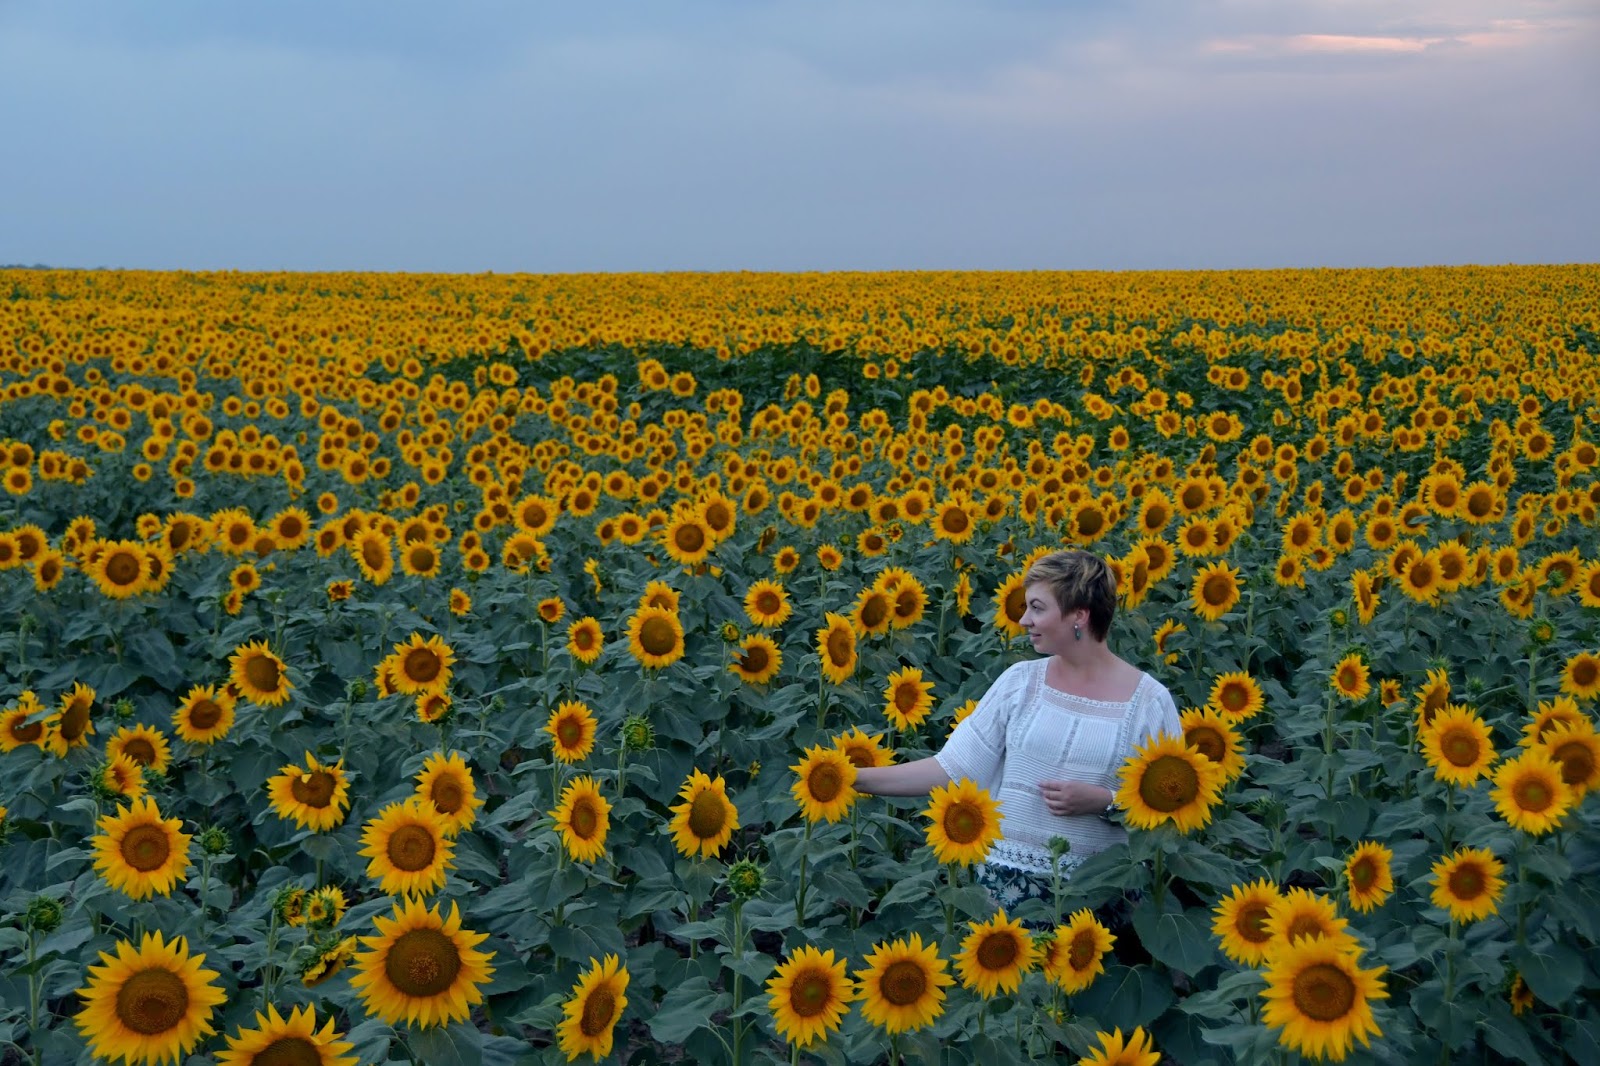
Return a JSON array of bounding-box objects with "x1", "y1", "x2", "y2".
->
[
  {"x1": 668, "y1": 769, "x2": 739, "y2": 859},
  {"x1": 350, "y1": 896, "x2": 495, "y2": 1029},
  {"x1": 1212, "y1": 879, "x2": 1282, "y2": 967},
  {"x1": 923, "y1": 778, "x2": 1003, "y2": 867},
  {"x1": 765, "y1": 945, "x2": 855, "y2": 1049},
  {"x1": 1114, "y1": 733, "x2": 1224, "y2": 834},
  {"x1": 789, "y1": 744, "x2": 858, "y2": 824}
]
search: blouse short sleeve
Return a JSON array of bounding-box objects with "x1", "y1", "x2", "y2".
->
[
  {"x1": 1132, "y1": 677, "x2": 1183, "y2": 745},
  {"x1": 935, "y1": 661, "x2": 1029, "y2": 791}
]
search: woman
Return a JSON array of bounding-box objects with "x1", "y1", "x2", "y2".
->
[{"x1": 854, "y1": 549, "x2": 1180, "y2": 912}]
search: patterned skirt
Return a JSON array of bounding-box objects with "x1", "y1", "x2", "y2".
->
[{"x1": 973, "y1": 860, "x2": 1137, "y2": 933}]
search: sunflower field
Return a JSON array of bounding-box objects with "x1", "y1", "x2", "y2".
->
[{"x1": 1, "y1": 265, "x2": 1599, "y2": 1065}]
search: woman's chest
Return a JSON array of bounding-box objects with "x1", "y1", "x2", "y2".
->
[{"x1": 1006, "y1": 701, "x2": 1129, "y2": 776}]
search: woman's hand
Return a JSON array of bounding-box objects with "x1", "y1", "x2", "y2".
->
[{"x1": 1038, "y1": 779, "x2": 1113, "y2": 817}]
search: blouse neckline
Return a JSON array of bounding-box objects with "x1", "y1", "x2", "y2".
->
[{"x1": 1035, "y1": 658, "x2": 1148, "y2": 708}]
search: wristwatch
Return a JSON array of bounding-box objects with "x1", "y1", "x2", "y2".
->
[{"x1": 1101, "y1": 801, "x2": 1118, "y2": 820}]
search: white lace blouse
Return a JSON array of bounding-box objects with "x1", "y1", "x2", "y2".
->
[{"x1": 934, "y1": 657, "x2": 1181, "y2": 876}]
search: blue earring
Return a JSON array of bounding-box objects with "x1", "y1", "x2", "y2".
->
[{"x1": 1074, "y1": 624, "x2": 1082, "y2": 641}]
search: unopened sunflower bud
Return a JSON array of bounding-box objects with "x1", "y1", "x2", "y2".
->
[
  {"x1": 346, "y1": 679, "x2": 368, "y2": 701},
  {"x1": 1528, "y1": 617, "x2": 1554, "y2": 646},
  {"x1": 25, "y1": 895, "x2": 63, "y2": 934},
  {"x1": 273, "y1": 885, "x2": 308, "y2": 926},
  {"x1": 721, "y1": 622, "x2": 741, "y2": 643},
  {"x1": 621, "y1": 715, "x2": 655, "y2": 753},
  {"x1": 726, "y1": 859, "x2": 765, "y2": 901},
  {"x1": 198, "y1": 826, "x2": 231, "y2": 856},
  {"x1": 112, "y1": 698, "x2": 136, "y2": 721}
]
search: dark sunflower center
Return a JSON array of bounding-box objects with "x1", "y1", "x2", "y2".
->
[
  {"x1": 881, "y1": 960, "x2": 928, "y2": 1006},
  {"x1": 1448, "y1": 864, "x2": 1485, "y2": 900},
  {"x1": 570, "y1": 798, "x2": 600, "y2": 840},
  {"x1": 1219, "y1": 685, "x2": 1247, "y2": 712},
  {"x1": 187, "y1": 699, "x2": 222, "y2": 730},
  {"x1": 942, "y1": 800, "x2": 984, "y2": 845},
  {"x1": 1188, "y1": 727, "x2": 1225, "y2": 763},
  {"x1": 404, "y1": 647, "x2": 441, "y2": 684},
  {"x1": 894, "y1": 685, "x2": 920, "y2": 713},
  {"x1": 755, "y1": 591, "x2": 780, "y2": 615},
  {"x1": 1553, "y1": 742, "x2": 1594, "y2": 786},
  {"x1": 123, "y1": 738, "x2": 157, "y2": 765},
  {"x1": 244, "y1": 654, "x2": 282, "y2": 694},
  {"x1": 1291, "y1": 962, "x2": 1357, "y2": 1022},
  {"x1": 860, "y1": 596, "x2": 888, "y2": 628},
  {"x1": 121, "y1": 824, "x2": 172, "y2": 871},
  {"x1": 688, "y1": 791, "x2": 728, "y2": 839},
  {"x1": 114, "y1": 968, "x2": 188, "y2": 1035},
  {"x1": 388, "y1": 825, "x2": 437, "y2": 872},
  {"x1": 574, "y1": 628, "x2": 596, "y2": 650},
  {"x1": 578, "y1": 986, "x2": 618, "y2": 1037},
  {"x1": 1573, "y1": 660, "x2": 1598, "y2": 688},
  {"x1": 1441, "y1": 731, "x2": 1479, "y2": 767},
  {"x1": 895, "y1": 590, "x2": 920, "y2": 618},
  {"x1": 362, "y1": 540, "x2": 387, "y2": 569},
  {"x1": 942, "y1": 509, "x2": 969, "y2": 534},
  {"x1": 106, "y1": 551, "x2": 143, "y2": 586},
  {"x1": 790, "y1": 971, "x2": 832, "y2": 1017},
  {"x1": 557, "y1": 716, "x2": 586, "y2": 748},
  {"x1": 1350, "y1": 858, "x2": 1376, "y2": 890},
  {"x1": 843, "y1": 746, "x2": 874, "y2": 770},
  {"x1": 1066, "y1": 929, "x2": 1098, "y2": 970},
  {"x1": 674, "y1": 524, "x2": 705, "y2": 553},
  {"x1": 977, "y1": 932, "x2": 1020, "y2": 971},
  {"x1": 639, "y1": 617, "x2": 677, "y2": 657},
  {"x1": 1138, "y1": 755, "x2": 1200, "y2": 813},
  {"x1": 1287, "y1": 914, "x2": 1326, "y2": 942},
  {"x1": 1203, "y1": 574, "x2": 1233, "y2": 606},
  {"x1": 1004, "y1": 587, "x2": 1025, "y2": 623},
  {"x1": 10, "y1": 718, "x2": 43, "y2": 743},
  {"x1": 291, "y1": 771, "x2": 336, "y2": 808},
  {"x1": 807, "y1": 763, "x2": 844, "y2": 804},
  {"x1": 739, "y1": 646, "x2": 770, "y2": 674},
  {"x1": 1239, "y1": 903, "x2": 1271, "y2": 943},
  {"x1": 1338, "y1": 667, "x2": 1361, "y2": 692},
  {"x1": 385, "y1": 928, "x2": 461, "y2": 997},
  {"x1": 60, "y1": 699, "x2": 91, "y2": 741},
  {"x1": 253, "y1": 1036, "x2": 323, "y2": 1066},
  {"x1": 1512, "y1": 776, "x2": 1552, "y2": 813},
  {"x1": 430, "y1": 777, "x2": 465, "y2": 815}
]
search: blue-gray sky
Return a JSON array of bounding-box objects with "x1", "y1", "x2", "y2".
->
[{"x1": 3, "y1": 1, "x2": 1596, "y2": 272}]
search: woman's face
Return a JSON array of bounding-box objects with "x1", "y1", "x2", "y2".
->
[{"x1": 1021, "y1": 582, "x2": 1084, "y2": 655}]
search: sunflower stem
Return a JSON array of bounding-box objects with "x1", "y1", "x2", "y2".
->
[
  {"x1": 796, "y1": 820, "x2": 813, "y2": 924},
  {"x1": 25, "y1": 931, "x2": 40, "y2": 1060},
  {"x1": 1515, "y1": 835, "x2": 1529, "y2": 947}
]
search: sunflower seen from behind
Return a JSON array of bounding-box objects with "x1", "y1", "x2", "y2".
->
[
  {"x1": 350, "y1": 896, "x2": 494, "y2": 1029},
  {"x1": 1115, "y1": 733, "x2": 1224, "y2": 833},
  {"x1": 359, "y1": 797, "x2": 455, "y2": 897},
  {"x1": 1259, "y1": 938, "x2": 1387, "y2": 1063},
  {"x1": 923, "y1": 777, "x2": 1002, "y2": 866},
  {"x1": 91, "y1": 796, "x2": 192, "y2": 900},
  {"x1": 765, "y1": 945, "x2": 855, "y2": 1049},
  {"x1": 414, "y1": 751, "x2": 482, "y2": 836},
  {"x1": 215, "y1": 1003, "x2": 356, "y2": 1066},
  {"x1": 855, "y1": 932, "x2": 954, "y2": 1035},
  {"x1": 955, "y1": 909, "x2": 1038, "y2": 998},
  {"x1": 790, "y1": 744, "x2": 858, "y2": 824},
  {"x1": 266, "y1": 754, "x2": 351, "y2": 832},
  {"x1": 668, "y1": 769, "x2": 739, "y2": 858},
  {"x1": 557, "y1": 954, "x2": 630, "y2": 1062},
  {"x1": 229, "y1": 639, "x2": 293, "y2": 707},
  {"x1": 75, "y1": 931, "x2": 226, "y2": 1066},
  {"x1": 551, "y1": 776, "x2": 611, "y2": 863}
]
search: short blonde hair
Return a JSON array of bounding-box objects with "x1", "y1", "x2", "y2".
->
[{"x1": 1023, "y1": 550, "x2": 1116, "y2": 641}]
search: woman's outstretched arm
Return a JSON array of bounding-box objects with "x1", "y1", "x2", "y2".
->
[{"x1": 854, "y1": 756, "x2": 952, "y2": 797}]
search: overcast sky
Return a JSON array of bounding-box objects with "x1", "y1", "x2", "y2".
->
[{"x1": 2, "y1": 1, "x2": 1595, "y2": 272}]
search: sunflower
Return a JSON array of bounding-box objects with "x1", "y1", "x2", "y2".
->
[
  {"x1": 887, "y1": 575, "x2": 928, "y2": 629},
  {"x1": 449, "y1": 587, "x2": 472, "y2": 616},
  {"x1": 1115, "y1": 733, "x2": 1224, "y2": 833},
  {"x1": 883, "y1": 666, "x2": 935, "y2": 731},
  {"x1": 551, "y1": 776, "x2": 611, "y2": 864},
  {"x1": 1043, "y1": 908, "x2": 1116, "y2": 992},
  {"x1": 1212, "y1": 879, "x2": 1282, "y2": 966},
  {"x1": 923, "y1": 778, "x2": 1003, "y2": 866},
  {"x1": 729, "y1": 634, "x2": 783, "y2": 685},
  {"x1": 1259, "y1": 937, "x2": 1387, "y2": 1062},
  {"x1": 545, "y1": 701, "x2": 598, "y2": 763},
  {"x1": 1540, "y1": 720, "x2": 1600, "y2": 795},
  {"x1": 765, "y1": 945, "x2": 855, "y2": 1049},
  {"x1": 1329, "y1": 653, "x2": 1370, "y2": 702},
  {"x1": 790, "y1": 744, "x2": 858, "y2": 823},
  {"x1": 390, "y1": 632, "x2": 455, "y2": 696},
  {"x1": 216, "y1": 1004, "x2": 357, "y2": 1066},
  {"x1": 668, "y1": 769, "x2": 739, "y2": 858},
  {"x1": 0, "y1": 692, "x2": 49, "y2": 752},
  {"x1": 75, "y1": 931, "x2": 226, "y2": 1066},
  {"x1": 266, "y1": 754, "x2": 351, "y2": 832},
  {"x1": 91, "y1": 796, "x2": 192, "y2": 900},
  {"x1": 171, "y1": 684, "x2": 236, "y2": 745},
  {"x1": 415, "y1": 751, "x2": 482, "y2": 836},
  {"x1": 1077, "y1": 1026, "x2": 1161, "y2": 1066},
  {"x1": 304, "y1": 885, "x2": 348, "y2": 927},
  {"x1": 1329, "y1": 841, "x2": 1394, "y2": 916},
  {"x1": 350, "y1": 896, "x2": 494, "y2": 1028},
  {"x1": 230, "y1": 563, "x2": 261, "y2": 595},
  {"x1": 1491, "y1": 748, "x2": 1575, "y2": 836},
  {"x1": 537, "y1": 596, "x2": 566, "y2": 624},
  {"x1": 1562, "y1": 651, "x2": 1600, "y2": 700},
  {"x1": 1521, "y1": 696, "x2": 1584, "y2": 746},
  {"x1": 106, "y1": 724, "x2": 173, "y2": 774},
  {"x1": 855, "y1": 932, "x2": 954, "y2": 1034},
  {"x1": 661, "y1": 510, "x2": 714, "y2": 567},
  {"x1": 1180, "y1": 708, "x2": 1246, "y2": 783},
  {"x1": 350, "y1": 529, "x2": 394, "y2": 585},
  {"x1": 513, "y1": 493, "x2": 560, "y2": 537},
  {"x1": 90, "y1": 540, "x2": 149, "y2": 599},
  {"x1": 1430, "y1": 845, "x2": 1507, "y2": 924},
  {"x1": 566, "y1": 616, "x2": 605, "y2": 665},
  {"x1": 55, "y1": 681, "x2": 96, "y2": 748},
  {"x1": 100, "y1": 753, "x2": 147, "y2": 799},
  {"x1": 360, "y1": 797, "x2": 455, "y2": 896},
  {"x1": 990, "y1": 570, "x2": 1028, "y2": 640},
  {"x1": 299, "y1": 936, "x2": 359, "y2": 988},
  {"x1": 743, "y1": 579, "x2": 792, "y2": 628},
  {"x1": 557, "y1": 954, "x2": 630, "y2": 1061},
  {"x1": 229, "y1": 639, "x2": 293, "y2": 707},
  {"x1": 956, "y1": 909, "x2": 1038, "y2": 998},
  {"x1": 1420, "y1": 705, "x2": 1497, "y2": 786},
  {"x1": 1207, "y1": 671, "x2": 1264, "y2": 722},
  {"x1": 834, "y1": 727, "x2": 894, "y2": 769},
  {"x1": 1190, "y1": 561, "x2": 1241, "y2": 621},
  {"x1": 1510, "y1": 973, "x2": 1535, "y2": 1016},
  {"x1": 852, "y1": 585, "x2": 894, "y2": 638},
  {"x1": 1263, "y1": 887, "x2": 1354, "y2": 953},
  {"x1": 931, "y1": 498, "x2": 978, "y2": 544},
  {"x1": 627, "y1": 605, "x2": 685, "y2": 670},
  {"x1": 816, "y1": 612, "x2": 858, "y2": 685}
]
